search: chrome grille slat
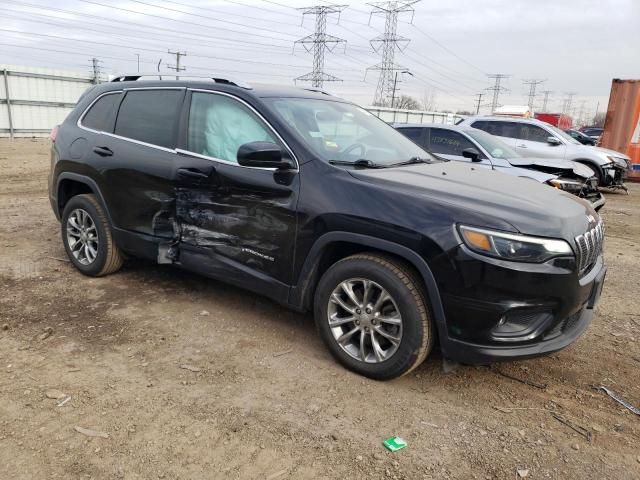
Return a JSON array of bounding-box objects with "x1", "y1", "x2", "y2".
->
[{"x1": 574, "y1": 221, "x2": 604, "y2": 274}]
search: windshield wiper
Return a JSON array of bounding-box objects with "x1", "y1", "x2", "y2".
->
[
  {"x1": 389, "y1": 156, "x2": 434, "y2": 167},
  {"x1": 328, "y1": 159, "x2": 386, "y2": 169}
]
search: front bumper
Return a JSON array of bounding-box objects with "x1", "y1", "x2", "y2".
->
[{"x1": 434, "y1": 245, "x2": 606, "y2": 365}]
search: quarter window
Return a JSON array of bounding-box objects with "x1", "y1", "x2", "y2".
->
[
  {"x1": 114, "y1": 90, "x2": 183, "y2": 149},
  {"x1": 187, "y1": 92, "x2": 277, "y2": 164},
  {"x1": 429, "y1": 128, "x2": 476, "y2": 156},
  {"x1": 81, "y1": 92, "x2": 122, "y2": 132}
]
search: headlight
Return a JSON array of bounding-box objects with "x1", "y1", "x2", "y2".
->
[
  {"x1": 607, "y1": 155, "x2": 630, "y2": 169},
  {"x1": 547, "y1": 178, "x2": 584, "y2": 193},
  {"x1": 459, "y1": 225, "x2": 573, "y2": 263}
]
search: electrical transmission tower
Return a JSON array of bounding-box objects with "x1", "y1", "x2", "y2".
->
[
  {"x1": 90, "y1": 57, "x2": 102, "y2": 84},
  {"x1": 367, "y1": 1, "x2": 420, "y2": 107},
  {"x1": 561, "y1": 92, "x2": 577, "y2": 116},
  {"x1": 294, "y1": 5, "x2": 347, "y2": 88},
  {"x1": 522, "y1": 78, "x2": 546, "y2": 111},
  {"x1": 486, "y1": 74, "x2": 510, "y2": 112},
  {"x1": 541, "y1": 90, "x2": 553, "y2": 112},
  {"x1": 167, "y1": 50, "x2": 187, "y2": 80}
]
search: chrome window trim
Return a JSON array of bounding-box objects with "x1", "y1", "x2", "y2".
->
[
  {"x1": 77, "y1": 90, "x2": 123, "y2": 134},
  {"x1": 184, "y1": 88, "x2": 299, "y2": 171}
]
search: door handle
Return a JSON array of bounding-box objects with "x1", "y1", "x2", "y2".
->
[
  {"x1": 93, "y1": 146, "x2": 113, "y2": 157},
  {"x1": 517, "y1": 144, "x2": 528, "y2": 148},
  {"x1": 177, "y1": 167, "x2": 210, "y2": 180}
]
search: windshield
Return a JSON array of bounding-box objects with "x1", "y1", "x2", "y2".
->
[
  {"x1": 549, "y1": 125, "x2": 581, "y2": 145},
  {"x1": 264, "y1": 98, "x2": 436, "y2": 166},
  {"x1": 465, "y1": 128, "x2": 521, "y2": 159}
]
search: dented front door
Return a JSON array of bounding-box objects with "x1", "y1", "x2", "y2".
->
[{"x1": 174, "y1": 90, "x2": 299, "y2": 300}]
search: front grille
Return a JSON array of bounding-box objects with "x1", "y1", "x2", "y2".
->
[{"x1": 574, "y1": 222, "x2": 604, "y2": 273}]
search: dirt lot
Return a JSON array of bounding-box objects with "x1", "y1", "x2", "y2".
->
[{"x1": 1, "y1": 138, "x2": 639, "y2": 480}]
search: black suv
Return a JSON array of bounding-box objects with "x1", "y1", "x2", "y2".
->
[{"x1": 48, "y1": 76, "x2": 607, "y2": 379}]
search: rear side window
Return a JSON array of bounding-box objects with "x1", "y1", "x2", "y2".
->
[
  {"x1": 429, "y1": 128, "x2": 476, "y2": 156},
  {"x1": 397, "y1": 127, "x2": 426, "y2": 147},
  {"x1": 114, "y1": 90, "x2": 183, "y2": 149},
  {"x1": 472, "y1": 120, "x2": 520, "y2": 139},
  {"x1": 81, "y1": 92, "x2": 122, "y2": 132}
]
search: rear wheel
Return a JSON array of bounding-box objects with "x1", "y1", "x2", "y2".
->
[
  {"x1": 314, "y1": 253, "x2": 433, "y2": 380},
  {"x1": 61, "y1": 194, "x2": 123, "y2": 277}
]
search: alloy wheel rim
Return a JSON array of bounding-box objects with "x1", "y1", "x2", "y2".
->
[
  {"x1": 66, "y1": 208, "x2": 99, "y2": 266},
  {"x1": 327, "y1": 278, "x2": 403, "y2": 363}
]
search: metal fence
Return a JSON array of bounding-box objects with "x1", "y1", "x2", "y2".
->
[
  {"x1": 0, "y1": 65, "x2": 96, "y2": 138},
  {"x1": 365, "y1": 106, "x2": 466, "y2": 125}
]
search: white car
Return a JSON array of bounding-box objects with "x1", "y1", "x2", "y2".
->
[
  {"x1": 394, "y1": 123, "x2": 605, "y2": 210},
  {"x1": 456, "y1": 116, "x2": 629, "y2": 190}
]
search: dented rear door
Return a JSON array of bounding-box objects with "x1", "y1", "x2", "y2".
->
[{"x1": 174, "y1": 90, "x2": 299, "y2": 301}]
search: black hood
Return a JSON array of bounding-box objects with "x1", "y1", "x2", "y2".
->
[{"x1": 348, "y1": 161, "x2": 597, "y2": 242}]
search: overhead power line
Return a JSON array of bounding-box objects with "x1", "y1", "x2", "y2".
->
[
  {"x1": 294, "y1": 5, "x2": 348, "y2": 88},
  {"x1": 367, "y1": 1, "x2": 420, "y2": 106}
]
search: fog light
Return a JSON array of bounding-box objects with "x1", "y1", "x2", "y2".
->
[{"x1": 491, "y1": 309, "x2": 554, "y2": 342}]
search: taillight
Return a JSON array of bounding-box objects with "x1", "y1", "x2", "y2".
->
[{"x1": 50, "y1": 125, "x2": 59, "y2": 142}]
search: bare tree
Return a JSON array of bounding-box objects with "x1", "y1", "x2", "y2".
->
[
  {"x1": 395, "y1": 95, "x2": 421, "y2": 110},
  {"x1": 422, "y1": 90, "x2": 436, "y2": 111}
]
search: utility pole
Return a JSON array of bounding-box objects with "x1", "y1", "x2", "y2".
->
[
  {"x1": 522, "y1": 78, "x2": 546, "y2": 111},
  {"x1": 294, "y1": 5, "x2": 347, "y2": 88},
  {"x1": 485, "y1": 74, "x2": 510, "y2": 113},
  {"x1": 474, "y1": 92, "x2": 485, "y2": 114},
  {"x1": 90, "y1": 57, "x2": 102, "y2": 84},
  {"x1": 167, "y1": 50, "x2": 186, "y2": 80},
  {"x1": 367, "y1": 1, "x2": 419, "y2": 107},
  {"x1": 541, "y1": 90, "x2": 553, "y2": 112},
  {"x1": 390, "y1": 70, "x2": 413, "y2": 108},
  {"x1": 135, "y1": 53, "x2": 140, "y2": 73}
]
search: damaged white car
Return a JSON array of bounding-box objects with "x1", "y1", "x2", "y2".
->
[{"x1": 394, "y1": 123, "x2": 605, "y2": 210}]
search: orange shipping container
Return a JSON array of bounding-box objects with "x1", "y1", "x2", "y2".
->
[{"x1": 600, "y1": 79, "x2": 640, "y2": 180}]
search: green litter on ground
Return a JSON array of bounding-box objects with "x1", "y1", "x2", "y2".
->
[{"x1": 382, "y1": 436, "x2": 407, "y2": 452}]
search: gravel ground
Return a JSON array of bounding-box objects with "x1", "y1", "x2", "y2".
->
[{"x1": 1, "y1": 138, "x2": 639, "y2": 480}]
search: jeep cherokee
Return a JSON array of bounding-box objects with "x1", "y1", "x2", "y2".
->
[{"x1": 48, "y1": 75, "x2": 607, "y2": 380}]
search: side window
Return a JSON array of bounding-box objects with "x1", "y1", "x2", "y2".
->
[
  {"x1": 397, "y1": 128, "x2": 425, "y2": 147},
  {"x1": 472, "y1": 121, "x2": 520, "y2": 139},
  {"x1": 188, "y1": 92, "x2": 277, "y2": 163},
  {"x1": 81, "y1": 92, "x2": 122, "y2": 132},
  {"x1": 429, "y1": 129, "x2": 475, "y2": 156},
  {"x1": 114, "y1": 90, "x2": 183, "y2": 149},
  {"x1": 518, "y1": 124, "x2": 550, "y2": 143}
]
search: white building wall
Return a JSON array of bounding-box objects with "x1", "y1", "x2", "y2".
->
[{"x1": 0, "y1": 65, "x2": 96, "y2": 137}]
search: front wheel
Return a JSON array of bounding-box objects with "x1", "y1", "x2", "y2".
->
[{"x1": 314, "y1": 253, "x2": 433, "y2": 380}]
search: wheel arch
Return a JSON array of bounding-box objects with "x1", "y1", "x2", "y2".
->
[
  {"x1": 573, "y1": 158, "x2": 604, "y2": 181},
  {"x1": 289, "y1": 232, "x2": 447, "y2": 335},
  {"x1": 56, "y1": 173, "x2": 113, "y2": 225}
]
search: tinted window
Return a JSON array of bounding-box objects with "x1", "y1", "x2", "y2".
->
[
  {"x1": 114, "y1": 90, "x2": 183, "y2": 148},
  {"x1": 472, "y1": 120, "x2": 520, "y2": 139},
  {"x1": 518, "y1": 124, "x2": 549, "y2": 143},
  {"x1": 429, "y1": 128, "x2": 475, "y2": 156},
  {"x1": 81, "y1": 92, "x2": 122, "y2": 132},
  {"x1": 397, "y1": 127, "x2": 426, "y2": 147},
  {"x1": 188, "y1": 92, "x2": 277, "y2": 163}
]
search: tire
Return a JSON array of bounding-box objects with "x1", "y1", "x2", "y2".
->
[
  {"x1": 314, "y1": 253, "x2": 433, "y2": 380},
  {"x1": 576, "y1": 160, "x2": 604, "y2": 186},
  {"x1": 61, "y1": 194, "x2": 124, "y2": 277}
]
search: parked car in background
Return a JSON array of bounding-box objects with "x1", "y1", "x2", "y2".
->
[
  {"x1": 566, "y1": 129, "x2": 597, "y2": 146},
  {"x1": 457, "y1": 116, "x2": 629, "y2": 190},
  {"x1": 48, "y1": 75, "x2": 607, "y2": 379},
  {"x1": 580, "y1": 127, "x2": 604, "y2": 141},
  {"x1": 395, "y1": 123, "x2": 605, "y2": 210}
]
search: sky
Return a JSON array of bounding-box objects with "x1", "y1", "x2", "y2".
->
[{"x1": 1, "y1": 0, "x2": 639, "y2": 119}]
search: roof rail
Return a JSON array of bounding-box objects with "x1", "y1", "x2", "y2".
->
[{"x1": 109, "y1": 73, "x2": 252, "y2": 89}]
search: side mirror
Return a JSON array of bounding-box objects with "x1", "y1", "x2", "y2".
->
[
  {"x1": 547, "y1": 136, "x2": 562, "y2": 146},
  {"x1": 237, "y1": 141, "x2": 295, "y2": 169},
  {"x1": 462, "y1": 147, "x2": 482, "y2": 162}
]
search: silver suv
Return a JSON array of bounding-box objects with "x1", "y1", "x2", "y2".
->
[{"x1": 457, "y1": 116, "x2": 629, "y2": 190}]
